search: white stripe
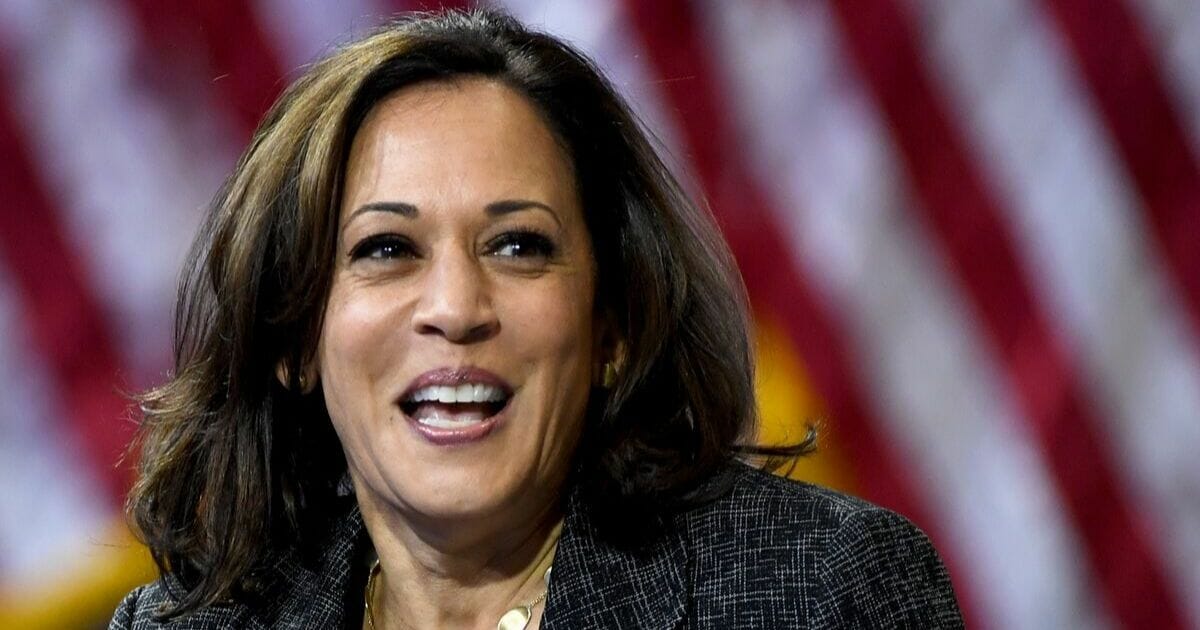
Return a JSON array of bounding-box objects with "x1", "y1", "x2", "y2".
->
[
  {"x1": 905, "y1": 0, "x2": 1200, "y2": 625},
  {"x1": 254, "y1": 0, "x2": 388, "y2": 72},
  {"x1": 1127, "y1": 0, "x2": 1200, "y2": 158},
  {"x1": 498, "y1": 0, "x2": 694, "y2": 189},
  {"x1": 265, "y1": 0, "x2": 696, "y2": 192},
  {"x1": 0, "y1": 0, "x2": 231, "y2": 384},
  {"x1": 0, "y1": 271, "x2": 111, "y2": 584},
  {"x1": 702, "y1": 1, "x2": 1114, "y2": 628}
]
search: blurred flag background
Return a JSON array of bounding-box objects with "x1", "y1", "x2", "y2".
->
[{"x1": 2, "y1": 0, "x2": 1198, "y2": 628}]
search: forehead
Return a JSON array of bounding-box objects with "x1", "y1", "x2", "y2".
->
[{"x1": 340, "y1": 78, "x2": 578, "y2": 220}]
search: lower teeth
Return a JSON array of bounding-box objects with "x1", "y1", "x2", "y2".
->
[{"x1": 416, "y1": 416, "x2": 485, "y2": 429}]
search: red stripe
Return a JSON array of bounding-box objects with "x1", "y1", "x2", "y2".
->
[
  {"x1": 122, "y1": 0, "x2": 287, "y2": 138},
  {"x1": 0, "y1": 62, "x2": 133, "y2": 504},
  {"x1": 619, "y1": 2, "x2": 981, "y2": 625},
  {"x1": 827, "y1": 1, "x2": 1187, "y2": 627},
  {"x1": 1042, "y1": 0, "x2": 1200, "y2": 353}
]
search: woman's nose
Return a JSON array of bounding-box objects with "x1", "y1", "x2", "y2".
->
[{"x1": 410, "y1": 250, "x2": 499, "y2": 343}]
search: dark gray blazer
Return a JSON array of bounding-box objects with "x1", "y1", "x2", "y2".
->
[{"x1": 111, "y1": 463, "x2": 964, "y2": 628}]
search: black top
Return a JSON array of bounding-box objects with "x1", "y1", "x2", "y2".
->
[{"x1": 110, "y1": 462, "x2": 964, "y2": 628}]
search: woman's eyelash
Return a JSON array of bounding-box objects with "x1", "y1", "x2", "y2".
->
[
  {"x1": 349, "y1": 234, "x2": 416, "y2": 260},
  {"x1": 348, "y1": 230, "x2": 556, "y2": 261},
  {"x1": 488, "y1": 229, "x2": 557, "y2": 258}
]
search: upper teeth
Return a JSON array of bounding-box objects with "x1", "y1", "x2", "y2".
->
[{"x1": 407, "y1": 384, "x2": 507, "y2": 404}]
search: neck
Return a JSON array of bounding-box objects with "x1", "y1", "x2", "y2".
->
[{"x1": 359, "y1": 492, "x2": 562, "y2": 630}]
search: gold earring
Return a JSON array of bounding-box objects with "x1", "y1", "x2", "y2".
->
[
  {"x1": 601, "y1": 361, "x2": 619, "y2": 389},
  {"x1": 278, "y1": 362, "x2": 315, "y2": 394}
]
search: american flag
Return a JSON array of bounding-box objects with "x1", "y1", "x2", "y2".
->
[{"x1": 1, "y1": 1, "x2": 1198, "y2": 628}]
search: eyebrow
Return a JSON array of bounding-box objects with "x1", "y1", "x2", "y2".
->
[
  {"x1": 485, "y1": 199, "x2": 557, "y2": 220},
  {"x1": 346, "y1": 201, "x2": 418, "y2": 222},
  {"x1": 345, "y1": 199, "x2": 561, "y2": 226}
]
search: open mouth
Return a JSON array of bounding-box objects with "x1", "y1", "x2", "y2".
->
[{"x1": 400, "y1": 383, "x2": 512, "y2": 429}]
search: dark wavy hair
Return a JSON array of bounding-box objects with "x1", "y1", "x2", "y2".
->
[{"x1": 127, "y1": 8, "x2": 813, "y2": 618}]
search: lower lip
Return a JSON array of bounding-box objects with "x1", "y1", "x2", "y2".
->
[{"x1": 405, "y1": 406, "x2": 506, "y2": 446}]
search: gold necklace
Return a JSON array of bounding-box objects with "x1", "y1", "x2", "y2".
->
[{"x1": 364, "y1": 560, "x2": 552, "y2": 630}]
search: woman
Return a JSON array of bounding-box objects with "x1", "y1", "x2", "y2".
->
[{"x1": 112, "y1": 9, "x2": 963, "y2": 629}]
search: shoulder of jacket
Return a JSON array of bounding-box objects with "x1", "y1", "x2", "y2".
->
[
  {"x1": 108, "y1": 500, "x2": 364, "y2": 629},
  {"x1": 675, "y1": 461, "x2": 951, "y2": 574},
  {"x1": 813, "y1": 497, "x2": 964, "y2": 627},
  {"x1": 675, "y1": 462, "x2": 963, "y2": 627},
  {"x1": 109, "y1": 579, "x2": 256, "y2": 629},
  {"x1": 681, "y1": 460, "x2": 889, "y2": 534},
  {"x1": 109, "y1": 581, "x2": 170, "y2": 629}
]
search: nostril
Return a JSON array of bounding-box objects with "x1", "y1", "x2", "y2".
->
[
  {"x1": 413, "y1": 320, "x2": 498, "y2": 343},
  {"x1": 463, "y1": 321, "x2": 499, "y2": 342}
]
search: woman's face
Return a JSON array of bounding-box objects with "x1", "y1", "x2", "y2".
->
[{"x1": 318, "y1": 79, "x2": 599, "y2": 528}]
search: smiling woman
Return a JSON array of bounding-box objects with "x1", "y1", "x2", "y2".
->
[{"x1": 111, "y1": 8, "x2": 963, "y2": 629}]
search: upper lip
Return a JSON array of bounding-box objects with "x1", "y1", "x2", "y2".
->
[{"x1": 399, "y1": 367, "x2": 514, "y2": 403}]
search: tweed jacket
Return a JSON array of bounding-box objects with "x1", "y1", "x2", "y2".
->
[{"x1": 111, "y1": 463, "x2": 964, "y2": 628}]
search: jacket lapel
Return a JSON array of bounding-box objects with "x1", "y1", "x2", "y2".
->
[{"x1": 542, "y1": 494, "x2": 688, "y2": 630}]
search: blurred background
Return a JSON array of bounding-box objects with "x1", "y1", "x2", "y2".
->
[{"x1": 1, "y1": 0, "x2": 1198, "y2": 628}]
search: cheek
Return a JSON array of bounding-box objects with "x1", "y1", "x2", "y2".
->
[
  {"x1": 317, "y1": 288, "x2": 410, "y2": 474},
  {"x1": 506, "y1": 278, "x2": 597, "y2": 391},
  {"x1": 318, "y1": 285, "x2": 408, "y2": 405}
]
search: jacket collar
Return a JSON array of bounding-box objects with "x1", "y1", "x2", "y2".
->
[
  {"x1": 255, "y1": 502, "x2": 367, "y2": 629},
  {"x1": 542, "y1": 491, "x2": 689, "y2": 630}
]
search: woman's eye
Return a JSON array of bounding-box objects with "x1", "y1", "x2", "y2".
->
[
  {"x1": 488, "y1": 230, "x2": 557, "y2": 259},
  {"x1": 349, "y1": 234, "x2": 416, "y2": 261}
]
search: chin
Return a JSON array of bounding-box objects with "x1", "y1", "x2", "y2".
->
[{"x1": 384, "y1": 459, "x2": 537, "y2": 522}]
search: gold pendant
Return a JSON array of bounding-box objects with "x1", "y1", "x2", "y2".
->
[{"x1": 497, "y1": 604, "x2": 533, "y2": 630}]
